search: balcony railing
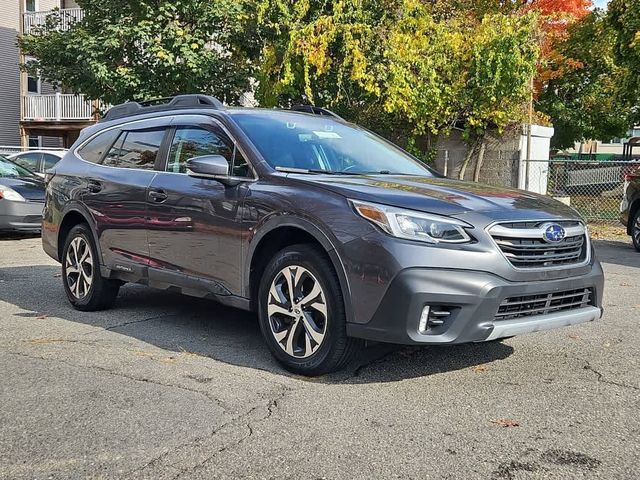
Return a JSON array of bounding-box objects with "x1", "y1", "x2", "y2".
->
[
  {"x1": 23, "y1": 8, "x2": 84, "y2": 35},
  {"x1": 22, "y1": 93, "x2": 96, "y2": 122}
]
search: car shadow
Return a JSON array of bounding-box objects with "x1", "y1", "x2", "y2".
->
[
  {"x1": 593, "y1": 239, "x2": 640, "y2": 269},
  {"x1": 0, "y1": 264, "x2": 514, "y2": 383},
  {"x1": 0, "y1": 233, "x2": 41, "y2": 241}
]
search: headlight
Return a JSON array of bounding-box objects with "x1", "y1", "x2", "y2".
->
[
  {"x1": 350, "y1": 200, "x2": 473, "y2": 244},
  {"x1": 0, "y1": 186, "x2": 26, "y2": 202}
]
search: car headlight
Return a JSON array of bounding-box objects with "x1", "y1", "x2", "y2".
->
[
  {"x1": 350, "y1": 200, "x2": 473, "y2": 244},
  {"x1": 0, "y1": 186, "x2": 26, "y2": 202}
]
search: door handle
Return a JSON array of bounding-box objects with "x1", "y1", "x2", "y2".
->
[
  {"x1": 87, "y1": 179, "x2": 102, "y2": 193},
  {"x1": 148, "y1": 189, "x2": 168, "y2": 203}
]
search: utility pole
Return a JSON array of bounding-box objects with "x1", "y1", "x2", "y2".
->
[{"x1": 525, "y1": 76, "x2": 533, "y2": 191}]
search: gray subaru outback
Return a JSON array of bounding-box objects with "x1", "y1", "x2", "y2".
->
[{"x1": 42, "y1": 95, "x2": 604, "y2": 375}]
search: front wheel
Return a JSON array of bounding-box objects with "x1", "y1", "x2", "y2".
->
[
  {"x1": 62, "y1": 224, "x2": 120, "y2": 311},
  {"x1": 632, "y1": 209, "x2": 640, "y2": 252},
  {"x1": 258, "y1": 244, "x2": 360, "y2": 376}
]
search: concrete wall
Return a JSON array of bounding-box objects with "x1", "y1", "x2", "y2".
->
[
  {"x1": 518, "y1": 125, "x2": 554, "y2": 194},
  {"x1": 432, "y1": 127, "x2": 522, "y2": 188},
  {"x1": 431, "y1": 125, "x2": 553, "y2": 192}
]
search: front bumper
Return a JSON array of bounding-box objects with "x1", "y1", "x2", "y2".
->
[
  {"x1": 346, "y1": 262, "x2": 604, "y2": 345},
  {"x1": 0, "y1": 200, "x2": 44, "y2": 232}
]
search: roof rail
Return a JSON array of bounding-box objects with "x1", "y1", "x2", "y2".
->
[
  {"x1": 102, "y1": 94, "x2": 224, "y2": 122},
  {"x1": 290, "y1": 104, "x2": 344, "y2": 121}
]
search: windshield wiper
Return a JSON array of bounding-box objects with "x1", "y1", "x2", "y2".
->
[{"x1": 275, "y1": 167, "x2": 361, "y2": 175}]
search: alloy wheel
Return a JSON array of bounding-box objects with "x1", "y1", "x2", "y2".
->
[
  {"x1": 65, "y1": 236, "x2": 94, "y2": 299},
  {"x1": 634, "y1": 215, "x2": 640, "y2": 246},
  {"x1": 267, "y1": 265, "x2": 328, "y2": 358}
]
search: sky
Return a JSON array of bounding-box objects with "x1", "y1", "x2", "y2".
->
[{"x1": 592, "y1": 0, "x2": 609, "y2": 9}]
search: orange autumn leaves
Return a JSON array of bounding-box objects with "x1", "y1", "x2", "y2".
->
[{"x1": 525, "y1": 0, "x2": 593, "y2": 94}]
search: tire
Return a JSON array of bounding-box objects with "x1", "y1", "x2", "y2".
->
[
  {"x1": 632, "y1": 209, "x2": 640, "y2": 252},
  {"x1": 258, "y1": 244, "x2": 361, "y2": 376},
  {"x1": 61, "y1": 224, "x2": 120, "y2": 311}
]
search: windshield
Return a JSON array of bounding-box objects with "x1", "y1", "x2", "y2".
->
[
  {"x1": 0, "y1": 156, "x2": 37, "y2": 178},
  {"x1": 232, "y1": 111, "x2": 433, "y2": 176}
]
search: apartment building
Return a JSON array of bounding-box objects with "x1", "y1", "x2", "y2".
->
[{"x1": 0, "y1": 0, "x2": 96, "y2": 149}]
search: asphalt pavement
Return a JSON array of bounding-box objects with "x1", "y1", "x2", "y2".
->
[{"x1": 0, "y1": 235, "x2": 638, "y2": 479}]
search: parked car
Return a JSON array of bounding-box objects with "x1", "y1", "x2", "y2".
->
[
  {"x1": 42, "y1": 95, "x2": 605, "y2": 375},
  {"x1": 620, "y1": 166, "x2": 640, "y2": 251},
  {"x1": 0, "y1": 156, "x2": 45, "y2": 233},
  {"x1": 8, "y1": 150, "x2": 66, "y2": 177}
]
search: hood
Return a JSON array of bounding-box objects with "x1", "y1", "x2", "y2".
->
[
  {"x1": 0, "y1": 177, "x2": 45, "y2": 202},
  {"x1": 291, "y1": 174, "x2": 580, "y2": 220}
]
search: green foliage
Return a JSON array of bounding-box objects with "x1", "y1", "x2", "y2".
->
[
  {"x1": 537, "y1": 9, "x2": 637, "y2": 148},
  {"x1": 19, "y1": 0, "x2": 257, "y2": 105},
  {"x1": 608, "y1": 0, "x2": 640, "y2": 124},
  {"x1": 255, "y1": 0, "x2": 539, "y2": 144}
]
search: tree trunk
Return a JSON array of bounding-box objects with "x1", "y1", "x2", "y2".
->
[
  {"x1": 473, "y1": 136, "x2": 487, "y2": 182},
  {"x1": 458, "y1": 141, "x2": 476, "y2": 180}
]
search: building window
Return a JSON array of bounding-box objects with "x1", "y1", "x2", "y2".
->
[
  {"x1": 27, "y1": 76, "x2": 39, "y2": 94},
  {"x1": 25, "y1": 0, "x2": 37, "y2": 12},
  {"x1": 28, "y1": 136, "x2": 41, "y2": 148}
]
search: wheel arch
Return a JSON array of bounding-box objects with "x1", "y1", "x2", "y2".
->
[
  {"x1": 58, "y1": 207, "x2": 101, "y2": 263},
  {"x1": 246, "y1": 218, "x2": 353, "y2": 322}
]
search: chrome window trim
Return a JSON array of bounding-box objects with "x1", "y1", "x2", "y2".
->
[
  {"x1": 72, "y1": 114, "x2": 258, "y2": 181},
  {"x1": 485, "y1": 219, "x2": 591, "y2": 271}
]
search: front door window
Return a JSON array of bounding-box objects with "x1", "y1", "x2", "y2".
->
[{"x1": 167, "y1": 126, "x2": 233, "y2": 174}]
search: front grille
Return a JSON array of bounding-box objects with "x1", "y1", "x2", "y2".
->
[
  {"x1": 489, "y1": 221, "x2": 588, "y2": 269},
  {"x1": 496, "y1": 288, "x2": 593, "y2": 321}
]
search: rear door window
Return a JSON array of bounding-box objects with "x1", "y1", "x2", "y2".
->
[
  {"x1": 42, "y1": 154, "x2": 61, "y2": 170},
  {"x1": 78, "y1": 129, "x2": 121, "y2": 164},
  {"x1": 104, "y1": 129, "x2": 165, "y2": 170}
]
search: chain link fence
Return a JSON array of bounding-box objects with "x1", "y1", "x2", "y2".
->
[{"x1": 525, "y1": 158, "x2": 640, "y2": 223}]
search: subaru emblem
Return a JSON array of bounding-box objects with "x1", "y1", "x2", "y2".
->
[{"x1": 542, "y1": 223, "x2": 566, "y2": 243}]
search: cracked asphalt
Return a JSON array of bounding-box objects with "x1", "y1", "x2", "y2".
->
[{"x1": 0, "y1": 236, "x2": 638, "y2": 479}]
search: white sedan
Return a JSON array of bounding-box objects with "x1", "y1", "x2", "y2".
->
[{"x1": 7, "y1": 150, "x2": 67, "y2": 177}]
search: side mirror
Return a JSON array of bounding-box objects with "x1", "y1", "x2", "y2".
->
[
  {"x1": 186, "y1": 155, "x2": 229, "y2": 177},
  {"x1": 186, "y1": 155, "x2": 240, "y2": 186}
]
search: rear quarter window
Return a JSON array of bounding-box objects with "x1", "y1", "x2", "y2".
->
[{"x1": 78, "y1": 129, "x2": 121, "y2": 164}]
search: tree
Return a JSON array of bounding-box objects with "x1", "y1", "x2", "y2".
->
[
  {"x1": 608, "y1": 0, "x2": 640, "y2": 125},
  {"x1": 525, "y1": 0, "x2": 592, "y2": 92},
  {"x1": 255, "y1": 0, "x2": 539, "y2": 164},
  {"x1": 19, "y1": 0, "x2": 256, "y2": 105},
  {"x1": 537, "y1": 9, "x2": 636, "y2": 148}
]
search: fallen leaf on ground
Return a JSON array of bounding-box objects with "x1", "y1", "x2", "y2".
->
[
  {"x1": 36, "y1": 315, "x2": 47, "y2": 320},
  {"x1": 568, "y1": 334, "x2": 581, "y2": 341},
  {"x1": 491, "y1": 419, "x2": 520, "y2": 428},
  {"x1": 133, "y1": 351, "x2": 154, "y2": 358},
  {"x1": 53, "y1": 273, "x2": 61, "y2": 278},
  {"x1": 472, "y1": 365, "x2": 488, "y2": 373},
  {"x1": 619, "y1": 283, "x2": 632, "y2": 286}
]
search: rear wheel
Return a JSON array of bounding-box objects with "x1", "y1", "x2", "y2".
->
[
  {"x1": 258, "y1": 244, "x2": 361, "y2": 376},
  {"x1": 632, "y1": 209, "x2": 640, "y2": 252},
  {"x1": 62, "y1": 224, "x2": 120, "y2": 311}
]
